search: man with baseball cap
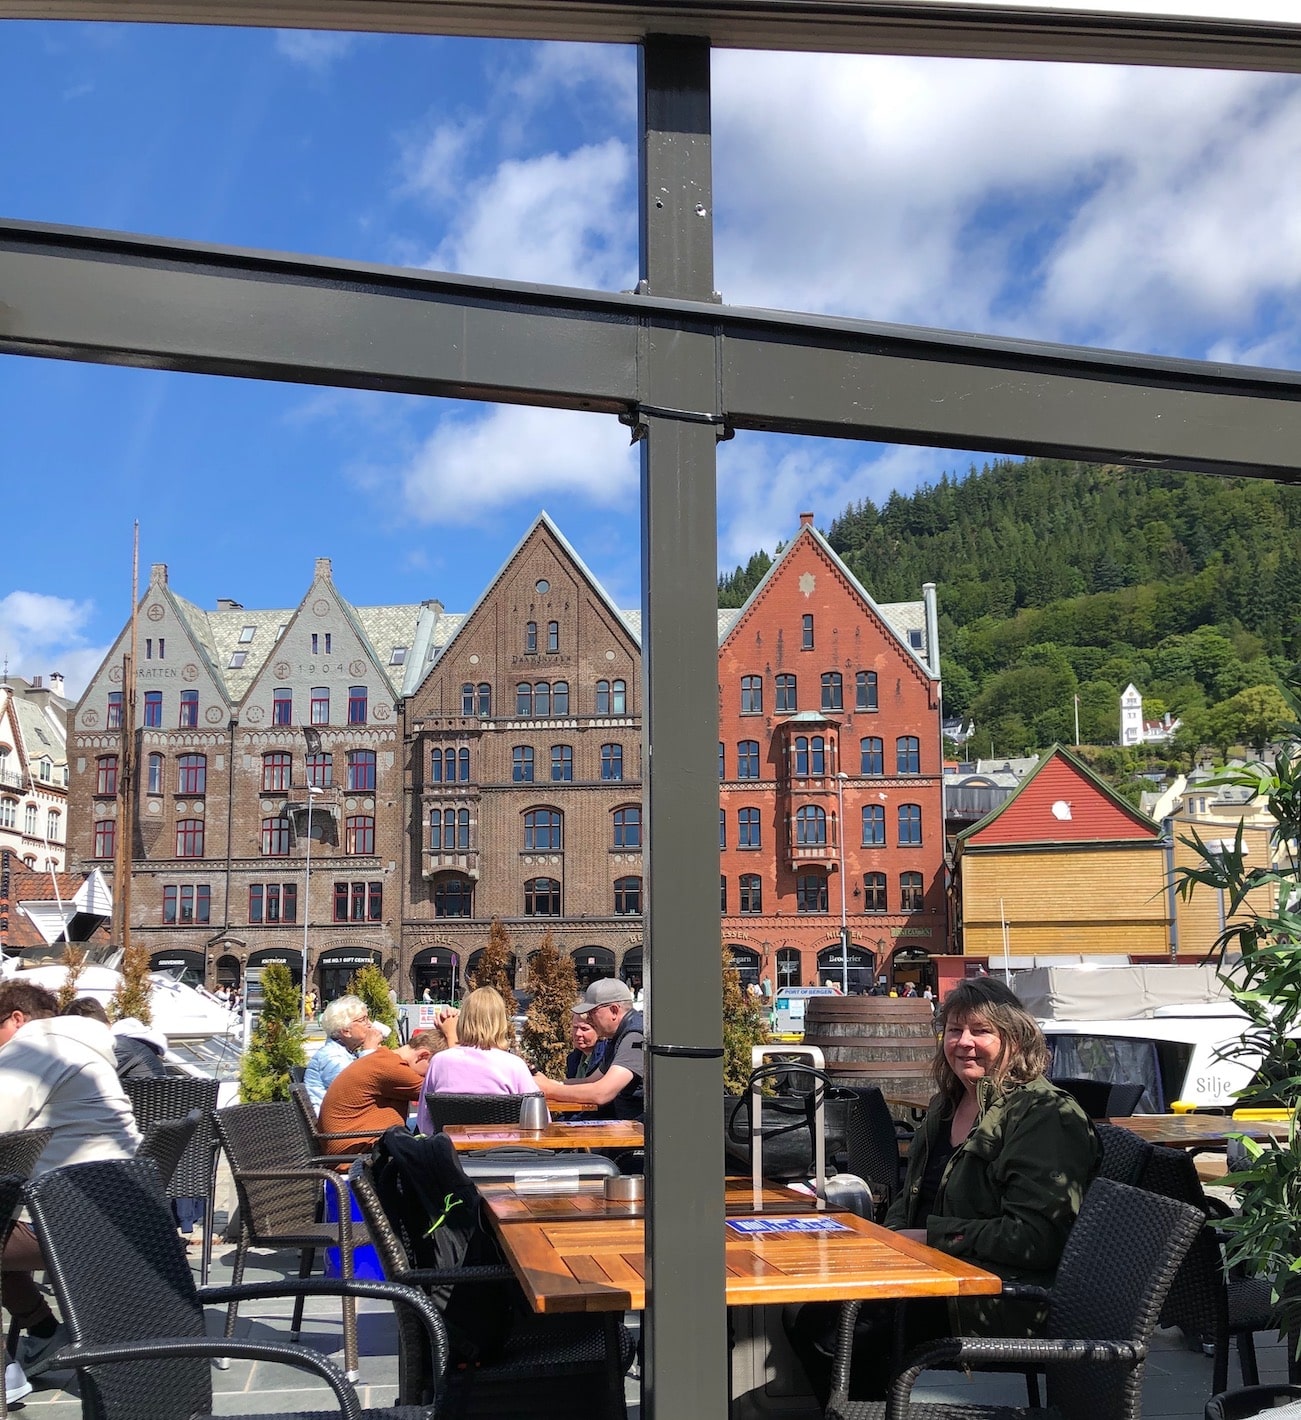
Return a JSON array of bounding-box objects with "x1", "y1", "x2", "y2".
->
[{"x1": 532, "y1": 977, "x2": 643, "y2": 1120}]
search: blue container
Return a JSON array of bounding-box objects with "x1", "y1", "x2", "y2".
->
[{"x1": 322, "y1": 1178, "x2": 385, "y2": 1281}]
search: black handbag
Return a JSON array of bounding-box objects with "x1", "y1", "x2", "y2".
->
[{"x1": 724, "y1": 1063, "x2": 857, "y2": 1181}]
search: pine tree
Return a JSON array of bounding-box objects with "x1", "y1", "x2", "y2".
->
[
  {"x1": 471, "y1": 917, "x2": 517, "y2": 1017},
  {"x1": 348, "y1": 962, "x2": 398, "y2": 1041},
  {"x1": 55, "y1": 944, "x2": 88, "y2": 1012},
  {"x1": 109, "y1": 942, "x2": 153, "y2": 1024},
  {"x1": 722, "y1": 943, "x2": 770, "y2": 1096},
  {"x1": 239, "y1": 962, "x2": 307, "y2": 1101},
  {"x1": 520, "y1": 930, "x2": 578, "y2": 1075}
]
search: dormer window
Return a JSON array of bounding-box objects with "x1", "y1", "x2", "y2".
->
[{"x1": 239, "y1": 625, "x2": 256, "y2": 643}]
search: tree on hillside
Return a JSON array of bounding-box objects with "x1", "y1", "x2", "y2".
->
[
  {"x1": 1206, "y1": 684, "x2": 1294, "y2": 758},
  {"x1": 471, "y1": 917, "x2": 517, "y2": 1016},
  {"x1": 520, "y1": 930, "x2": 578, "y2": 1076}
]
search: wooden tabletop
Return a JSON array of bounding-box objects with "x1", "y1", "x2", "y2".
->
[
  {"x1": 480, "y1": 1177, "x2": 829, "y2": 1224},
  {"x1": 882, "y1": 1086, "x2": 935, "y2": 1114},
  {"x1": 490, "y1": 1211, "x2": 1002, "y2": 1313},
  {"x1": 444, "y1": 1120, "x2": 644, "y2": 1151},
  {"x1": 1108, "y1": 1114, "x2": 1288, "y2": 1149}
]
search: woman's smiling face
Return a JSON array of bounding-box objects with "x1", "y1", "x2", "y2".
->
[{"x1": 943, "y1": 1013, "x2": 1003, "y2": 1090}]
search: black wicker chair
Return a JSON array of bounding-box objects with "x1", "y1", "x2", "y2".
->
[
  {"x1": 123, "y1": 1076, "x2": 221, "y2": 1284},
  {"x1": 420, "y1": 1093, "x2": 543, "y2": 1133},
  {"x1": 1052, "y1": 1078, "x2": 1147, "y2": 1120},
  {"x1": 1095, "y1": 1122, "x2": 1153, "y2": 1186},
  {"x1": 839, "y1": 1087, "x2": 906, "y2": 1210},
  {"x1": 291, "y1": 1083, "x2": 383, "y2": 1163},
  {"x1": 24, "y1": 1156, "x2": 447, "y2": 1420},
  {"x1": 1140, "y1": 1143, "x2": 1299, "y2": 1396},
  {"x1": 215, "y1": 1101, "x2": 372, "y2": 1380},
  {"x1": 1206, "y1": 1384, "x2": 1301, "y2": 1419},
  {"x1": 349, "y1": 1142, "x2": 634, "y2": 1419},
  {"x1": 0, "y1": 1134, "x2": 51, "y2": 1420},
  {"x1": 826, "y1": 1177, "x2": 1203, "y2": 1420},
  {"x1": 137, "y1": 1109, "x2": 202, "y2": 1194}
]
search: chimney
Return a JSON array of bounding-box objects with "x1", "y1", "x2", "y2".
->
[
  {"x1": 30, "y1": 676, "x2": 42, "y2": 689},
  {"x1": 215, "y1": 599, "x2": 243, "y2": 611},
  {"x1": 48, "y1": 673, "x2": 65, "y2": 696},
  {"x1": 799, "y1": 512, "x2": 814, "y2": 528},
  {"x1": 150, "y1": 563, "x2": 168, "y2": 587},
  {"x1": 315, "y1": 558, "x2": 333, "y2": 581}
]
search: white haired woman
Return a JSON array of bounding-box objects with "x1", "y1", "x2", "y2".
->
[{"x1": 304, "y1": 995, "x2": 372, "y2": 1109}]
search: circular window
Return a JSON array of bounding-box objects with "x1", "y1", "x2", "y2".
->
[{"x1": 535, "y1": 579, "x2": 550, "y2": 594}]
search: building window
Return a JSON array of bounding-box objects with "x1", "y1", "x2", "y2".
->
[
  {"x1": 307, "y1": 751, "x2": 332, "y2": 788},
  {"x1": 429, "y1": 807, "x2": 471, "y2": 852},
  {"x1": 143, "y1": 691, "x2": 163, "y2": 728},
  {"x1": 512, "y1": 746, "x2": 534, "y2": 782},
  {"x1": 524, "y1": 877, "x2": 561, "y2": 916},
  {"x1": 106, "y1": 691, "x2": 123, "y2": 730},
  {"x1": 262, "y1": 752, "x2": 292, "y2": 793},
  {"x1": 348, "y1": 686, "x2": 368, "y2": 725},
  {"x1": 309, "y1": 687, "x2": 329, "y2": 725},
  {"x1": 613, "y1": 806, "x2": 642, "y2": 849},
  {"x1": 37, "y1": 759, "x2": 51, "y2": 783},
  {"x1": 909, "y1": 629, "x2": 925, "y2": 652},
  {"x1": 719, "y1": 808, "x2": 726, "y2": 849},
  {"x1": 900, "y1": 872, "x2": 925, "y2": 911},
  {"x1": 176, "y1": 819, "x2": 205, "y2": 858},
  {"x1": 334, "y1": 881, "x2": 383, "y2": 922},
  {"x1": 431, "y1": 747, "x2": 470, "y2": 783},
  {"x1": 24, "y1": 803, "x2": 37, "y2": 836},
  {"x1": 601, "y1": 744, "x2": 623, "y2": 781},
  {"x1": 860, "y1": 737, "x2": 884, "y2": 776},
  {"x1": 96, "y1": 756, "x2": 119, "y2": 796},
  {"x1": 720, "y1": 875, "x2": 728, "y2": 913},
  {"x1": 0, "y1": 799, "x2": 15, "y2": 830},
  {"x1": 46, "y1": 809, "x2": 61, "y2": 842},
  {"x1": 595, "y1": 679, "x2": 626, "y2": 715},
  {"x1": 863, "y1": 872, "x2": 887, "y2": 912},
  {"x1": 261, "y1": 816, "x2": 292, "y2": 856},
  {"x1": 524, "y1": 809, "x2": 563, "y2": 851},
  {"x1": 164, "y1": 884, "x2": 212, "y2": 925},
  {"x1": 802, "y1": 614, "x2": 814, "y2": 650},
  {"x1": 147, "y1": 753, "x2": 163, "y2": 795},
  {"x1": 740, "y1": 676, "x2": 763, "y2": 714},
  {"x1": 896, "y1": 736, "x2": 921, "y2": 774},
  {"x1": 390, "y1": 646, "x2": 406, "y2": 666},
  {"x1": 177, "y1": 753, "x2": 206, "y2": 796},
  {"x1": 737, "y1": 740, "x2": 760, "y2": 779},
  {"x1": 525, "y1": 621, "x2": 538, "y2": 654},
  {"x1": 145, "y1": 637, "x2": 165, "y2": 660},
  {"x1": 856, "y1": 671, "x2": 878, "y2": 711},
  {"x1": 228, "y1": 650, "x2": 247, "y2": 669},
  {"x1": 739, "y1": 874, "x2": 762, "y2": 914},
  {"x1": 898, "y1": 803, "x2": 922, "y2": 845},
  {"x1": 775, "y1": 674, "x2": 797, "y2": 712},
  {"x1": 93, "y1": 819, "x2": 115, "y2": 858},
  {"x1": 614, "y1": 876, "x2": 642, "y2": 914},
  {"x1": 821, "y1": 672, "x2": 843, "y2": 711},
  {"x1": 239, "y1": 625, "x2": 256, "y2": 644},
  {"x1": 310, "y1": 633, "x2": 333, "y2": 655},
  {"x1": 795, "y1": 804, "x2": 827, "y2": 845},
  {"x1": 793, "y1": 735, "x2": 826, "y2": 777},
  {"x1": 434, "y1": 876, "x2": 473, "y2": 917},
  {"x1": 462, "y1": 683, "x2": 476, "y2": 715},
  {"x1": 738, "y1": 807, "x2": 761, "y2": 849},
  {"x1": 547, "y1": 621, "x2": 560, "y2": 653},
  {"x1": 796, "y1": 873, "x2": 828, "y2": 912},
  {"x1": 345, "y1": 814, "x2": 376, "y2": 855},
  {"x1": 248, "y1": 883, "x2": 296, "y2": 924},
  {"x1": 477, "y1": 684, "x2": 491, "y2": 717},
  {"x1": 273, "y1": 688, "x2": 293, "y2": 726},
  {"x1": 551, "y1": 745, "x2": 573, "y2": 782},
  {"x1": 347, "y1": 750, "x2": 376, "y2": 792},
  {"x1": 178, "y1": 690, "x2": 199, "y2": 728},
  {"x1": 719, "y1": 742, "x2": 725, "y2": 781},
  {"x1": 862, "y1": 804, "x2": 885, "y2": 846}
]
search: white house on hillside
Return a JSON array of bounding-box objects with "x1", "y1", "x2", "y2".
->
[{"x1": 1120, "y1": 683, "x2": 1180, "y2": 747}]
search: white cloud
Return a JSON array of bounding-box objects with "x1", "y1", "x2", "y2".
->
[
  {"x1": 393, "y1": 404, "x2": 637, "y2": 525},
  {"x1": 0, "y1": 591, "x2": 108, "y2": 699},
  {"x1": 274, "y1": 30, "x2": 356, "y2": 72}
]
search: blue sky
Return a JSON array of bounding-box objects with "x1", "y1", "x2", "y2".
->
[{"x1": 4, "y1": 3, "x2": 1300, "y2": 695}]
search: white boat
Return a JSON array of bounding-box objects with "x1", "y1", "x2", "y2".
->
[{"x1": 1013, "y1": 963, "x2": 1256, "y2": 1110}]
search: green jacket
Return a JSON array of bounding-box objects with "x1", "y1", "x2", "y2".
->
[{"x1": 884, "y1": 1075, "x2": 1099, "y2": 1333}]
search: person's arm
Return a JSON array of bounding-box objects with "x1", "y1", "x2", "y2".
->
[
  {"x1": 533, "y1": 1063, "x2": 635, "y2": 1106},
  {"x1": 436, "y1": 1007, "x2": 459, "y2": 1048},
  {"x1": 0, "y1": 1045, "x2": 48, "y2": 1133}
]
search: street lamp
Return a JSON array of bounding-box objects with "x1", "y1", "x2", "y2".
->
[
  {"x1": 836, "y1": 771, "x2": 850, "y2": 995},
  {"x1": 302, "y1": 783, "x2": 323, "y2": 1021}
]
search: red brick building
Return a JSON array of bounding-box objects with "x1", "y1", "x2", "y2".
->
[{"x1": 718, "y1": 514, "x2": 946, "y2": 994}]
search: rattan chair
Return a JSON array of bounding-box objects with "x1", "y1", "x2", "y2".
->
[
  {"x1": 1095, "y1": 1122, "x2": 1153, "y2": 1186},
  {"x1": 0, "y1": 1134, "x2": 51, "y2": 1420},
  {"x1": 1052, "y1": 1078, "x2": 1147, "y2": 1119},
  {"x1": 291, "y1": 1082, "x2": 382, "y2": 1163},
  {"x1": 350, "y1": 1142, "x2": 634, "y2": 1419},
  {"x1": 1140, "y1": 1143, "x2": 1298, "y2": 1396},
  {"x1": 420, "y1": 1093, "x2": 543, "y2": 1133},
  {"x1": 215, "y1": 1101, "x2": 372, "y2": 1380},
  {"x1": 123, "y1": 1076, "x2": 221, "y2": 1284},
  {"x1": 826, "y1": 1177, "x2": 1203, "y2": 1420},
  {"x1": 24, "y1": 1156, "x2": 446, "y2": 1420},
  {"x1": 1206, "y1": 1384, "x2": 1301, "y2": 1419},
  {"x1": 137, "y1": 1109, "x2": 202, "y2": 1194},
  {"x1": 839, "y1": 1087, "x2": 906, "y2": 1209}
]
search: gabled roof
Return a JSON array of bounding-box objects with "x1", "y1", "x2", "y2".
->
[{"x1": 957, "y1": 745, "x2": 1160, "y2": 850}]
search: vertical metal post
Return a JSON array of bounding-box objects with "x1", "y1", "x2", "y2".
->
[
  {"x1": 638, "y1": 34, "x2": 727, "y2": 1420},
  {"x1": 836, "y1": 771, "x2": 850, "y2": 994}
]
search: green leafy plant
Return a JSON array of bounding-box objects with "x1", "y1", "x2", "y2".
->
[
  {"x1": 239, "y1": 962, "x2": 307, "y2": 1101},
  {"x1": 722, "y1": 943, "x2": 770, "y2": 1096},
  {"x1": 109, "y1": 941, "x2": 154, "y2": 1025},
  {"x1": 56, "y1": 944, "x2": 88, "y2": 1012},
  {"x1": 470, "y1": 917, "x2": 517, "y2": 1020},
  {"x1": 347, "y1": 961, "x2": 398, "y2": 1042},
  {"x1": 519, "y1": 929, "x2": 578, "y2": 1076},
  {"x1": 1174, "y1": 675, "x2": 1301, "y2": 1343}
]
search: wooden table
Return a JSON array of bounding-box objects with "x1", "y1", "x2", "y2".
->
[
  {"x1": 1108, "y1": 1114, "x2": 1288, "y2": 1149},
  {"x1": 883, "y1": 1086, "x2": 934, "y2": 1114},
  {"x1": 443, "y1": 1120, "x2": 644, "y2": 1151},
  {"x1": 490, "y1": 1211, "x2": 1002, "y2": 1314},
  {"x1": 480, "y1": 1178, "x2": 830, "y2": 1224}
]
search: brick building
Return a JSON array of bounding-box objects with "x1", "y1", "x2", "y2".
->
[{"x1": 718, "y1": 514, "x2": 946, "y2": 994}]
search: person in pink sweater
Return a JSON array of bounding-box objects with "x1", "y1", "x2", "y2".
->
[{"x1": 416, "y1": 987, "x2": 535, "y2": 1133}]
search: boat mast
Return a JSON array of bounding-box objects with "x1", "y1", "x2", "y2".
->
[{"x1": 112, "y1": 524, "x2": 139, "y2": 953}]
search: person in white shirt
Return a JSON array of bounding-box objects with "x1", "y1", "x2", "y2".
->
[{"x1": 304, "y1": 995, "x2": 374, "y2": 1109}]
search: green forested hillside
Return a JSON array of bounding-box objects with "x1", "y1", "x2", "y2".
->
[{"x1": 719, "y1": 459, "x2": 1301, "y2": 763}]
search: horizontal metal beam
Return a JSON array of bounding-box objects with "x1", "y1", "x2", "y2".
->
[
  {"x1": 3, "y1": 219, "x2": 1300, "y2": 479},
  {"x1": 5, "y1": 1, "x2": 1301, "y2": 71}
]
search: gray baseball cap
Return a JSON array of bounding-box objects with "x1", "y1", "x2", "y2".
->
[{"x1": 571, "y1": 977, "x2": 634, "y2": 1014}]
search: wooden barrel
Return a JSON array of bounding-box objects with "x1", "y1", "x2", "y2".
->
[{"x1": 802, "y1": 998, "x2": 936, "y2": 1106}]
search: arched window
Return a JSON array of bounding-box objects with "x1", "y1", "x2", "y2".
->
[
  {"x1": 795, "y1": 804, "x2": 827, "y2": 845},
  {"x1": 512, "y1": 746, "x2": 534, "y2": 782},
  {"x1": 860, "y1": 737, "x2": 883, "y2": 776},
  {"x1": 434, "y1": 875, "x2": 473, "y2": 917},
  {"x1": 175, "y1": 818, "x2": 205, "y2": 858},
  {"x1": 461, "y1": 682, "x2": 475, "y2": 715},
  {"x1": 856, "y1": 670, "x2": 878, "y2": 711},
  {"x1": 347, "y1": 749, "x2": 376, "y2": 792},
  {"x1": 262, "y1": 752, "x2": 291, "y2": 792},
  {"x1": 345, "y1": 814, "x2": 376, "y2": 855},
  {"x1": 458, "y1": 747, "x2": 471, "y2": 781},
  {"x1": 177, "y1": 753, "x2": 206, "y2": 796},
  {"x1": 601, "y1": 744, "x2": 623, "y2": 781},
  {"x1": 793, "y1": 735, "x2": 826, "y2": 777},
  {"x1": 348, "y1": 685, "x2": 368, "y2": 724},
  {"x1": 740, "y1": 676, "x2": 762, "y2": 714},
  {"x1": 900, "y1": 872, "x2": 925, "y2": 911},
  {"x1": 613, "y1": 806, "x2": 642, "y2": 849},
  {"x1": 547, "y1": 621, "x2": 560, "y2": 653},
  {"x1": 720, "y1": 875, "x2": 728, "y2": 913},
  {"x1": 46, "y1": 808, "x2": 61, "y2": 842},
  {"x1": 477, "y1": 683, "x2": 492, "y2": 717},
  {"x1": 272, "y1": 687, "x2": 292, "y2": 726},
  {"x1": 863, "y1": 873, "x2": 887, "y2": 912},
  {"x1": 178, "y1": 689, "x2": 199, "y2": 727},
  {"x1": 93, "y1": 819, "x2": 115, "y2": 858},
  {"x1": 147, "y1": 753, "x2": 164, "y2": 795},
  {"x1": 775, "y1": 674, "x2": 797, "y2": 711},
  {"x1": 796, "y1": 873, "x2": 828, "y2": 912},
  {"x1": 553, "y1": 681, "x2": 570, "y2": 715},
  {"x1": 307, "y1": 751, "x2": 332, "y2": 787},
  {"x1": 861, "y1": 804, "x2": 885, "y2": 846},
  {"x1": 614, "y1": 876, "x2": 642, "y2": 914},
  {"x1": 737, "y1": 740, "x2": 760, "y2": 779},
  {"x1": 898, "y1": 803, "x2": 922, "y2": 845},
  {"x1": 739, "y1": 874, "x2": 762, "y2": 913},
  {"x1": 516, "y1": 683, "x2": 533, "y2": 716},
  {"x1": 719, "y1": 808, "x2": 726, "y2": 849},
  {"x1": 525, "y1": 620, "x2": 538, "y2": 653},
  {"x1": 311, "y1": 686, "x2": 330, "y2": 724},
  {"x1": 524, "y1": 809, "x2": 563, "y2": 851},
  {"x1": 896, "y1": 736, "x2": 921, "y2": 774},
  {"x1": 524, "y1": 877, "x2": 561, "y2": 916},
  {"x1": 106, "y1": 691, "x2": 123, "y2": 730},
  {"x1": 820, "y1": 672, "x2": 843, "y2": 711},
  {"x1": 533, "y1": 681, "x2": 551, "y2": 716},
  {"x1": 738, "y1": 807, "x2": 761, "y2": 848},
  {"x1": 261, "y1": 817, "x2": 291, "y2": 856},
  {"x1": 96, "y1": 756, "x2": 118, "y2": 796},
  {"x1": 551, "y1": 745, "x2": 573, "y2": 782},
  {"x1": 143, "y1": 690, "x2": 163, "y2": 727}
]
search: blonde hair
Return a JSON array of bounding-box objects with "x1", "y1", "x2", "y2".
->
[
  {"x1": 933, "y1": 977, "x2": 1050, "y2": 1107},
  {"x1": 456, "y1": 987, "x2": 513, "y2": 1051}
]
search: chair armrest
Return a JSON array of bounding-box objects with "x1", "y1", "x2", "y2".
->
[
  {"x1": 391, "y1": 1264, "x2": 518, "y2": 1288},
  {"x1": 37, "y1": 1337, "x2": 364, "y2": 1420},
  {"x1": 997, "y1": 1284, "x2": 1052, "y2": 1304}
]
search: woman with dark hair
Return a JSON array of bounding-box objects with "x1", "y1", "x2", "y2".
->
[{"x1": 787, "y1": 975, "x2": 1099, "y2": 1402}]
